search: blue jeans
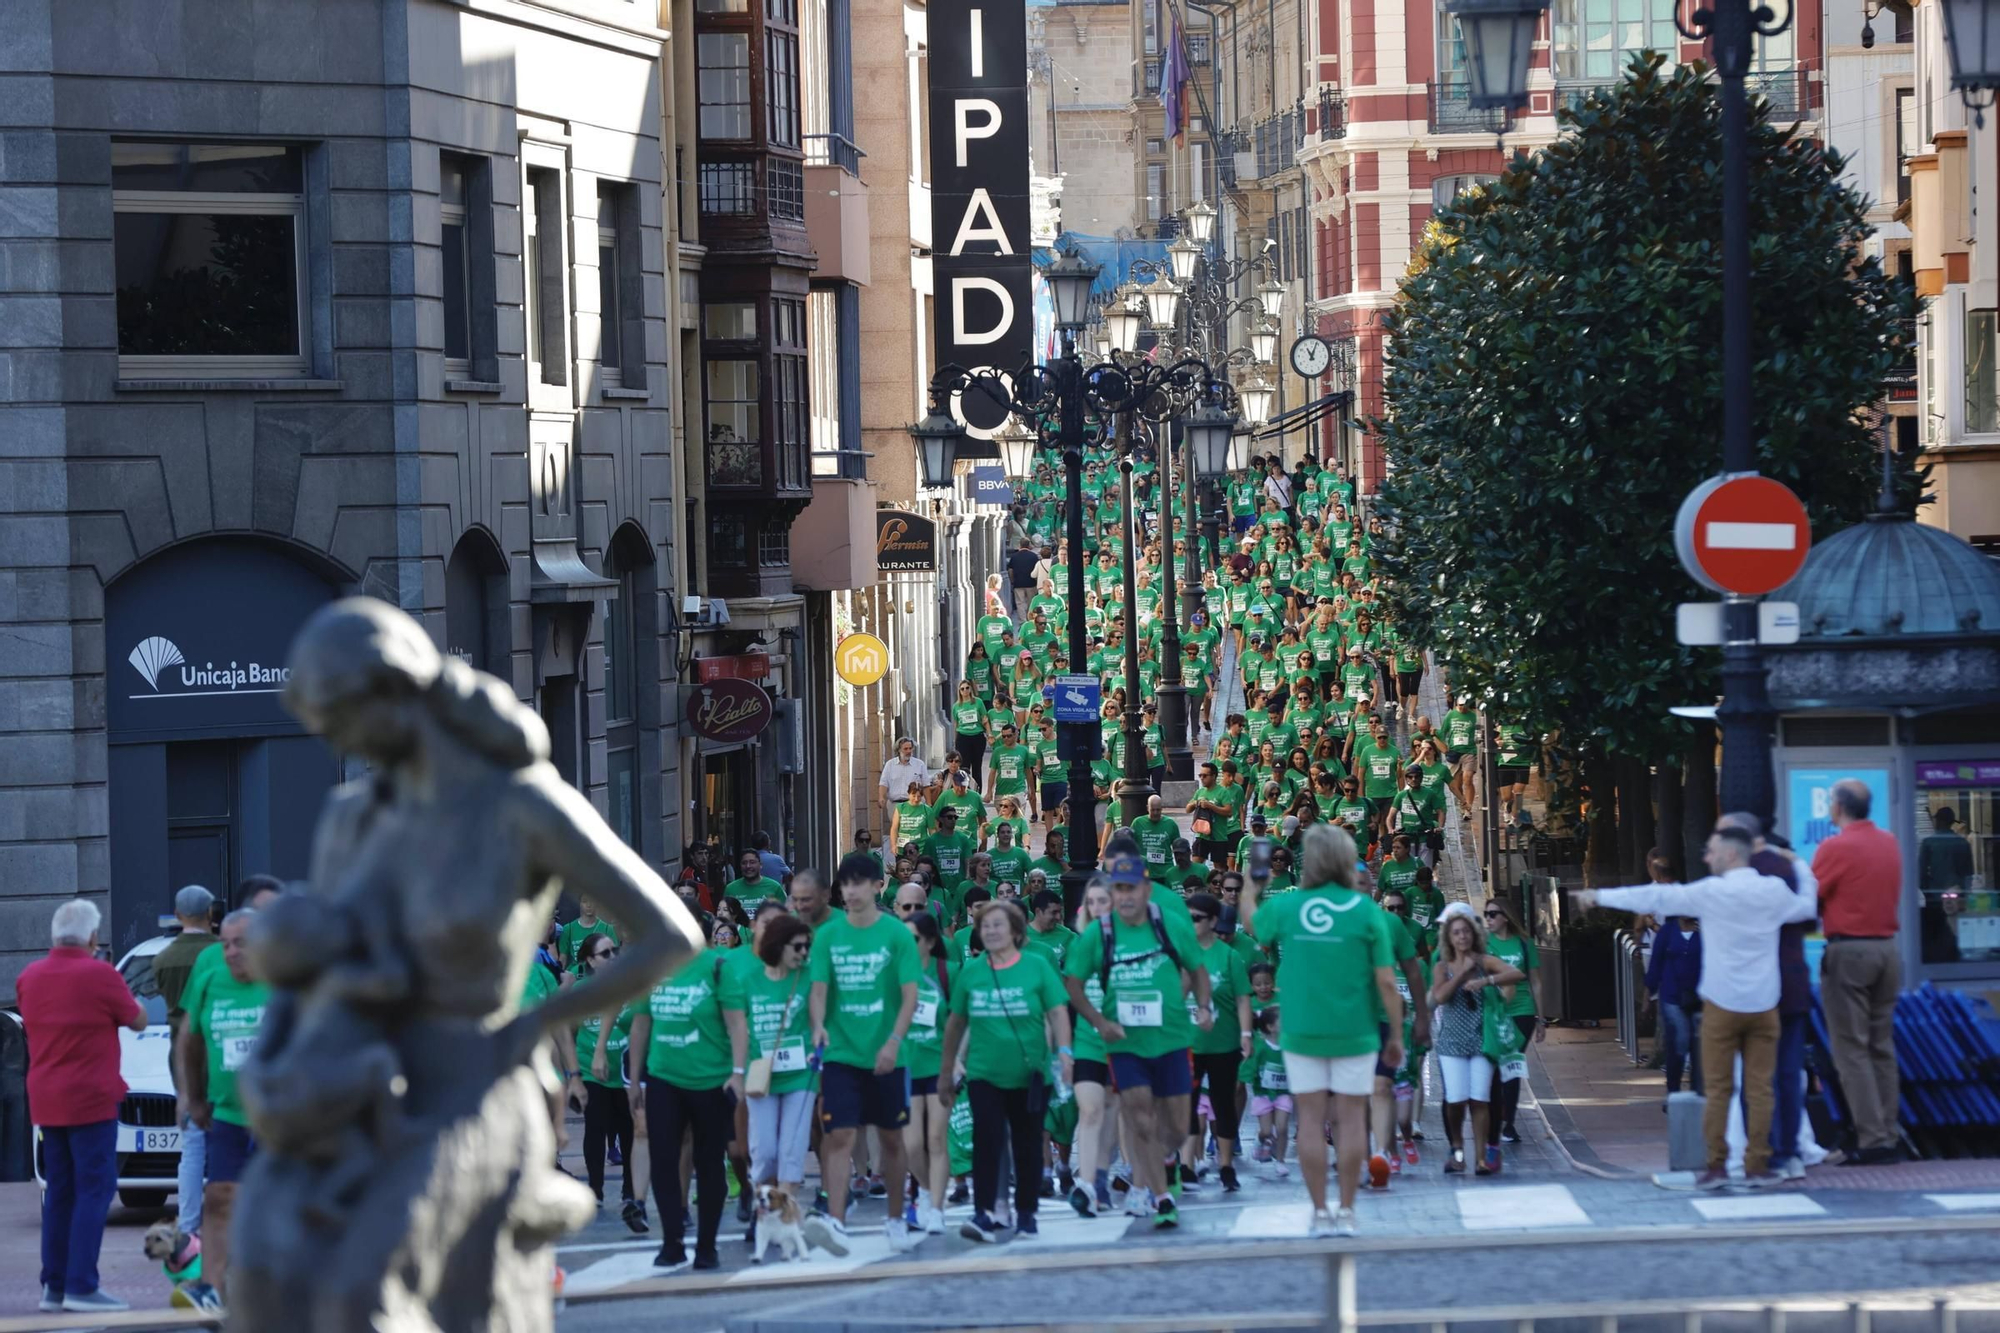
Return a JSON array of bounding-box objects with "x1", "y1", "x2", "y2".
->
[
  {"x1": 1767, "y1": 1011, "x2": 1809, "y2": 1163},
  {"x1": 40, "y1": 1119, "x2": 118, "y2": 1299},
  {"x1": 177, "y1": 1121, "x2": 207, "y2": 1233},
  {"x1": 1660, "y1": 1002, "x2": 1703, "y2": 1095}
]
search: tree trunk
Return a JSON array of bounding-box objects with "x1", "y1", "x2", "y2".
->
[
  {"x1": 1582, "y1": 746, "x2": 1619, "y2": 883},
  {"x1": 1654, "y1": 758, "x2": 1685, "y2": 880},
  {"x1": 1681, "y1": 723, "x2": 1718, "y2": 875},
  {"x1": 1615, "y1": 754, "x2": 1654, "y2": 883}
]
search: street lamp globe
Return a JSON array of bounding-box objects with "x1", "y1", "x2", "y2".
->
[
  {"x1": 1144, "y1": 275, "x2": 1183, "y2": 330},
  {"x1": 1257, "y1": 280, "x2": 1286, "y2": 320},
  {"x1": 1186, "y1": 401, "x2": 1239, "y2": 478},
  {"x1": 1167, "y1": 237, "x2": 1203, "y2": 284},
  {"x1": 1183, "y1": 200, "x2": 1218, "y2": 244},
  {"x1": 996, "y1": 420, "x2": 1038, "y2": 480},
  {"x1": 908, "y1": 407, "x2": 966, "y2": 489},
  {"x1": 1940, "y1": 0, "x2": 2000, "y2": 91},
  {"x1": 1248, "y1": 319, "x2": 1279, "y2": 366},
  {"x1": 1226, "y1": 426, "x2": 1253, "y2": 473},
  {"x1": 1239, "y1": 376, "x2": 1275, "y2": 427},
  {"x1": 1107, "y1": 297, "x2": 1146, "y2": 354},
  {"x1": 1449, "y1": 0, "x2": 1547, "y2": 110},
  {"x1": 1046, "y1": 249, "x2": 1103, "y2": 330}
]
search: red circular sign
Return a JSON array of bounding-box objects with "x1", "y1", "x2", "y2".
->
[
  {"x1": 1674, "y1": 475, "x2": 1811, "y2": 596},
  {"x1": 686, "y1": 677, "x2": 773, "y2": 742}
]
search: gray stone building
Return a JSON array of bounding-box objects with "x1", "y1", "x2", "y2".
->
[{"x1": 0, "y1": 0, "x2": 687, "y2": 987}]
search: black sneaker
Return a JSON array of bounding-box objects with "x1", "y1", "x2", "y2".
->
[
  {"x1": 960, "y1": 1210, "x2": 1001, "y2": 1243},
  {"x1": 1039, "y1": 1173, "x2": 1056, "y2": 1198},
  {"x1": 735, "y1": 1191, "x2": 753, "y2": 1224},
  {"x1": 622, "y1": 1199, "x2": 650, "y2": 1234},
  {"x1": 1500, "y1": 1124, "x2": 1521, "y2": 1145},
  {"x1": 867, "y1": 1175, "x2": 889, "y2": 1199},
  {"x1": 1178, "y1": 1162, "x2": 1197, "y2": 1186},
  {"x1": 653, "y1": 1242, "x2": 688, "y2": 1269},
  {"x1": 948, "y1": 1181, "x2": 970, "y2": 1205},
  {"x1": 692, "y1": 1248, "x2": 720, "y2": 1271},
  {"x1": 1153, "y1": 1197, "x2": 1179, "y2": 1229},
  {"x1": 1219, "y1": 1163, "x2": 1240, "y2": 1193}
]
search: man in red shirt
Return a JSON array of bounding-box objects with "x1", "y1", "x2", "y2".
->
[
  {"x1": 17, "y1": 898, "x2": 145, "y2": 1314},
  {"x1": 1809, "y1": 778, "x2": 1906, "y2": 1164}
]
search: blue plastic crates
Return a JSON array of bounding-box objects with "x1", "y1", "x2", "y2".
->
[{"x1": 1809, "y1": 983, "x2": 2000, "y2": 1155}]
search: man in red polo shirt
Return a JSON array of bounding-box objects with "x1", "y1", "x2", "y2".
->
[
  {"x1": 1809, "y1": 778, "x2": 1906, "y2": 1164},
  {"x1": 17, "y1": 898, "x2": 146, "y2": 1314}
]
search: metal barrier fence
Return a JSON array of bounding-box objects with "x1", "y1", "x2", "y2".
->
[{"x1": 1613, "y1": 928, "x2": 1652, "y2": 1063}]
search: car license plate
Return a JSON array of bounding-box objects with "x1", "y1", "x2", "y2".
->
[{"x1": 117, "y1": 1126, "x2": 181, "y2": 1154}]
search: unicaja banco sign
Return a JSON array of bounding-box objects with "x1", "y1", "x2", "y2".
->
[{"x1": 128, "y1": 636, "x2": 292, "y2": 697}]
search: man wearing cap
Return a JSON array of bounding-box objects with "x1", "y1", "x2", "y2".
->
[
  {"x1": 878, "y1": 738, "x2": 931, "y2": 842},
  {"x1": 1063, "y1": 853, "x2": 1211, "y2": 1230},
  {"x1": 986, "y1": 722, "x2": 1039, "y2": 823},
  {"x1": 805, "y1": 854, "x2": 921, "y2": 1253},
  {"x1": 934, "y1": 767, "x2": 988, "y2": 844}
]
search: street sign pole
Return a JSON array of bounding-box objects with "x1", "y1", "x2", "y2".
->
[{"x1": 1717, "y1": 592, "x2": 1776, "y2": 829}]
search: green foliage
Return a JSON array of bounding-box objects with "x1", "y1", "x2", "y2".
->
[{"x1": 1373, "y1": 55, "x2": 1918, "y2": 760}]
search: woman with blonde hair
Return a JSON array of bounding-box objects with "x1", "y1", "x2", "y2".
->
[{"x1": 1427, "y1": 905, "x2": 1525, "y2": 1176}]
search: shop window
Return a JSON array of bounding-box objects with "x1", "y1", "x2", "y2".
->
[
  {"x1": 112, "y1": 141, "x2": 310, "y2": 376},
  {"x1": 1918, "y1": 770, "x2": 2000, "y2": 964}
]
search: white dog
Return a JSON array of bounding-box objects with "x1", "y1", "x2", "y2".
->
[{"x1": 750, "y1": 1184, "x2": 810, "y2": 1264}]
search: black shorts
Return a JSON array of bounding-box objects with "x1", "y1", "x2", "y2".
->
[
  {"x1": 910, "y1": 1074, "x2": 941, "y2": 1098},
  {"x1": 1042, "y1": 781, "x2": 1068, "y2": 810},
  {"x1": 819, "y1": 1061, "x2": 910, "y2": 1131},
  {"x1": 1374, "y1": 1021, "x2": 1397, "y2": 1080},
  {"x1": 1498, "y1": 765, "x2": 1531, "y2": 784},
  {"x1": 1072, "y1": 1058, "x2": 1111, "y2": 1087},
  {"x1": 206, "y1": 1120, "x2": 258, "y2": 1184},
  {"x1": 1397, "y1": 670, "x2": 1422, "y2": 694}
]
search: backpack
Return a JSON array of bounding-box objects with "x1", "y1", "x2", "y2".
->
[{"x1": 1097, "y1": 902, "x2": 1184, "y2": 982}]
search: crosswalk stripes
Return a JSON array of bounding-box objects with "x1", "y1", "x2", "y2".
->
[
  {"x1": 1456, "y1": 1183, "x2": 1592, "y2": 1231},
  {"x1": 1690, "y1": 1194, "x2": 1828, "y2": 1222},
  {"x1": 1227, "y1": 1203, "x2": 1315, "y2": 1239},
  {"x1": 1925, "y1": 1192, "x2": 2000, "y2": 1211}
]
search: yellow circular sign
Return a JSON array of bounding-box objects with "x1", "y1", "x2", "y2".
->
[{"x1": 835, "y1": 632, "x2": 890, "y2": 687}]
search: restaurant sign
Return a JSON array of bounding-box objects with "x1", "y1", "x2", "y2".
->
[
  {"x1": 686, "y1": 677, "x2": 774, "y2": 743},
  {"x1": 877, "y1": 509, "x2": 938, "y2": 573}
]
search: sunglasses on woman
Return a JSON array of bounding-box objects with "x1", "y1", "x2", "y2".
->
[{"x1": 592, "y1": 947, "x2": 618, "y2": 959}]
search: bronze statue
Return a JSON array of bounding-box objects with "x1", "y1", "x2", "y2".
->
[{"x1": 229, "y1": 597, "x2": 702, "y2": 1331}]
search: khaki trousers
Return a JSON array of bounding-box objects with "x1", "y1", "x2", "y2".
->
[
  {"x1": 1820, "y1": 938, "x2": 1903, "y2": 1152},
  {"x1": 1699, "y1": 1002, "x2": 1779, "y2": 1175}
]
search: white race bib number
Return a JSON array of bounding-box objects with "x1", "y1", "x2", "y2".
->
[
  {"x1": 1117, "y1": 992, "x2": 1164, "y2": 1028},
  {"x1": 1499, "y1": 1056, "x2": 1527, "y2": 1083},
  {"x1": 912, "y1": 997, "x2": 939, "y2": 1029},
  {"x1": 1263, "y1": 1064, "x2": 1289, "y2": 1091},
  {"x1": 1395, "y1": 975, "x2": 1412, "y2": 1001},
  {"x1": 771, "y1": 1041, "x2": 809, "y2": 1074},
  {"x1": 221, "y1": 1035, "x2": 256, "y2": 1071}
]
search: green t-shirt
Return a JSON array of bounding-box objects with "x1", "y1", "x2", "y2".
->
[
  {"x1": 988, "y1": 844, "x2": 1032, "y2": 887},
  {"x1": 729, "y1": 963, "x2": 816, "y2": 1095},
  {"x1": 1192, "y1": 938, "x2": 1251, "y2": 1056},
  {"x1": 559, "y1": 917, "x2": 620, "y2": 971},
  {"x1": 977, "y1": 614, "x2": 1013, "y2": 655},
  {"x1": 1338, "y1": 661, "x2": 1374, "y2": 702},
  {"x1": 950, "y1": 951, "x2": 1068, "y2": 1090},
  {"x1": 807, "y1": 912, "x2": 921, "y2": 1068},
  {"x1": 520, "y1": 956, "x2": 559, "y2": 1012},
  {"x1": 1062, "y1": 910, "x2": 1202, "y2": 1059},
  {"x1": 1392, "y1": 787, "x2": 1435, "y2": 834},
  {"x1": 1027, "y1": 923, "x2": 1080, "y2": 970},
  {"x1": 1029, "y1": 854, "x2": 1067, "y2": 884},
  {"x1": 903, "y1": 962, "x2": 949, "y2": 1080},
  {"x1": 1249, "y1": 886, "x2": 1394, "y2": 1057},
  {"x1": 643, "y1": 949, "x2": 732, "y2": 1089},
  {"x1": 952, "y1": 698, "x2": 987, "y2": 735},
  {"x1": 1194, "y1": 782, "x2": 1243, "y2": 839},
  {"x1": 725, "y1": 876, "x2": 786, "y2": 907},
  {"x1": 1354, "y1": 739, "x2": 1402, "y2": 797},
  {"x1": 1332, "y1": 797, "x2": 1372, "y2": 831},
  {"x1": 181, "y1": 964, "x2": 270, "y2": 1128},
  {"x1": 892, "y1": 799, "x2": 935, "y2": 849},
  {"x1": 576, "y1": 983, "x2": 640, "y2": 1089},
  {"x1": 1242, "y1": 1033, "x2": 1289, "y2": 1095},
  {"x1": 1378, "y1": 855, "x2": 1422, "y2": 899},
  {"x1": 1443, "y1": 709, "x2": 1479, "y2": 753},
  {"x1": 1128, "y1": 815, "x2": 1181, "y2": 881},
  {"x1": 989, "y1": 744, "x2": 1036, "y2": 797},
  {"x1": 1485, "y1": 932, "x2": 1541, "y2": 1018},
  {"x1": 923, "y1": 830, "x2": 977, "y2": 888}
]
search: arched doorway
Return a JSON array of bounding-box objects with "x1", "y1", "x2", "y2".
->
[
  {"x1": 104, "y1": 538, "x2": 344, "y2": 954},
  {"x1": 602, "y1": 523, "x2": 658, "y2": 856},
  {"x1": 445, "y1": 527, "x2": 513, "y2": 684}
]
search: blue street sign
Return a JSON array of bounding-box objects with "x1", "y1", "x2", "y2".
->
[
  {"x1": 1050, "y1": 673, "x2": 1101, "y2": 723},
  {"x1": 969, "y1": 465, "x2": 1013, "y2": 507}
]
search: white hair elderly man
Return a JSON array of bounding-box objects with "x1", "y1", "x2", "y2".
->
[{"x1": 17, "y1": 899, "x2": 146, "y2": 1314}]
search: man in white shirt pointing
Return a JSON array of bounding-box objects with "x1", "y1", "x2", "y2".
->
[{"x1": 1575, "y1": 822, "x2": 1817, "y2": 1189}]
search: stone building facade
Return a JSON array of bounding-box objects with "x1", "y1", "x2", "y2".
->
[{"x1": 0, "y1": 0, "x2": 683, "y2": 986}]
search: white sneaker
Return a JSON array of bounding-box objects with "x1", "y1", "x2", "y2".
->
[
  {"x1": 923, "y1": 1204, "x2": 947, "y2": 1235},
  {"x1": 1124, "y1": 1187, "x2": 1153, "y2": 1218},
  {"x1": 1268, "y1": 1160, "x2": 1290, "y2": 1180},
  {"x1": 801, "y1": 1213, "x2": 851, "y2": 1258},
  {"x1": 1308, "y1": 1208, "x2": 1336, "y2": 1238},
  {"x1": 883, "y1": 1217, "x2": 919, "y2": 1253},
  {"x1": 1334, "y1": 1207, "x2": 1358, "y2": 1236}
]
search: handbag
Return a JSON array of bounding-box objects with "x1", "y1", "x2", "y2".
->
[{"x1": 745, "y1": 966, "x2": 805, "y2": 1098}]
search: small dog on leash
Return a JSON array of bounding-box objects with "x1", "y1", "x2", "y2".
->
[
  {"x1": 749, "y1": 1185, "x2": 810, "y2": 1264},
  {"x1": 142, "y1": 1221, "x2": 221, "y2": 1310}
]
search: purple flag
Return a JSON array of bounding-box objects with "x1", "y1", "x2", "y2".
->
[{"x1": 1160, "y1": 0, "x2": 1191, "y2": 144}]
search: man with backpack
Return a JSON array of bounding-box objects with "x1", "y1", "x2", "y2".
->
[{"x1": 1061, "y1": 852, "x2": 1212, "y2": 1231}]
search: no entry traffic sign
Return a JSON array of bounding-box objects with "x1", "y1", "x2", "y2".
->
[{"x1": 1674, "y1": 475, "x2": 1811, "y2": 596}]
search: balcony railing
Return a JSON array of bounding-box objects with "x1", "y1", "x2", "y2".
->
[
  {"x1": 1428, "y1": 81, "x2": 1514, "y2": 135},
  {"x1": 1747, "y1": 67, "x2": 1806, "y2": 121},
  {"x1": 803, "y1": 132, "x2": 867, "y2": 174},
  {"x1": 1252, "y1": 108, "x2": 1304, "y2": 179},
  {"x1": 1318, "y1": 88, "x2": 1347, "y2": 141}
]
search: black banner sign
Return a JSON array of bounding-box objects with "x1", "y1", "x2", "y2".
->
[
  {"x1": 876, "y1": 509, "x2": 939, "y2": 573},
  {"x1": 928, "y1": 0, "x2": 1034, "y2": 391}
]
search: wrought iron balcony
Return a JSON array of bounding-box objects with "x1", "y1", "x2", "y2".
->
[
  {"x1": 1746, "y1": 68, "x2": 1806, "y2": 121},
  {"x1": 1318, "y1": 88, "x2": 1347, "y2": 141},
  {"x1": 1427, "y1": 81, "x2": 1514, "y2": 135}
]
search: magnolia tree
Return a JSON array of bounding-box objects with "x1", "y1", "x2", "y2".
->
[{"x1": 1373, "y1": 55, "x2": 1916, "y2": 873}]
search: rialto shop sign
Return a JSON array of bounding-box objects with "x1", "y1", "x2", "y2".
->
[{"x1": 928, "y1": 0, "x2": 1032, "y2": 429}]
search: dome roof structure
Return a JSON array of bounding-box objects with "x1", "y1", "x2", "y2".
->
[{"x1": 1774, "y1": 511, "x2": 2000, "y2": 641}]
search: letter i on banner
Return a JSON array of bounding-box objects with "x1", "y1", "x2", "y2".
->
[{"x1": 929, "y1": 0, "x2": 1034, "y2": 417}]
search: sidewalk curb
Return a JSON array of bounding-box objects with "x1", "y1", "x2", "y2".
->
[{"x1": 1524, "y1": 1044, "x2": 1634, "y2": 1181}]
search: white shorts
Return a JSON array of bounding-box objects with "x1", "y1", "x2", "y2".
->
[
  {"x1": 1282, "y1": 1051, "x2": 1378, "y2": 1097},
  {"x1": 1437, "y1": 1052, "x2": 1493, "y2": 1103}
]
